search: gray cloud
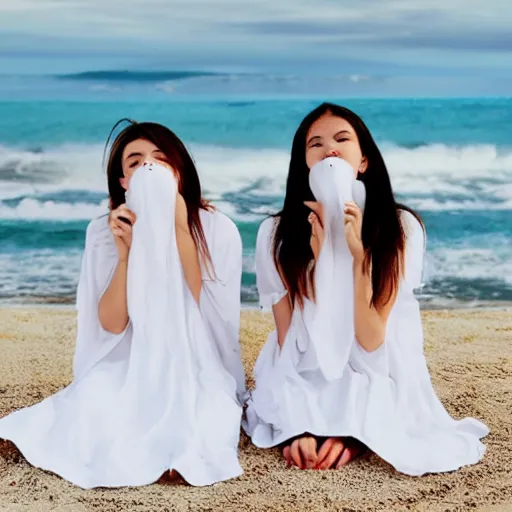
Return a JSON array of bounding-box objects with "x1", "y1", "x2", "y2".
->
[
  {"x1": 223, "y1": 6, "x2": 512, "y2": 54},
  {"x1": 386, "y1": 33, "x2": 512, "y2": 53},
  {"x1": 0, "y1": 0, "x2": 510, "y2": 74}
]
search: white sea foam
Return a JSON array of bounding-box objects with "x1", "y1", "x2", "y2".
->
[{"x1": 0, "y1": 142, "x2": 511, "y2": 221}]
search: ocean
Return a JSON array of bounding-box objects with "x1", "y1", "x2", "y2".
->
[{"x1": 0, "y1": 72, "x2": 511, "y2": 307}]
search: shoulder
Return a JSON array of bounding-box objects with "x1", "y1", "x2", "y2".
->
[
  {"x1": 398, "y1": 209, "x2": 426, "y2": 287},
  {"x1": 84, "y1": 214, "x2": 117, "y2": 256},
  {"x1": 257, "y1": 216, "x2": 278, "y2": 243},
  {"x1": 211, "y1": 209, "x2": 240, "y2": 237},
  {"x1": 399, "y1": 209, "x2": 425, "y2": 244},
  {"x1": 85, "y1": 214, "x2": 111, "y2": 245},
  {"x1": 86, "y1": 214, "x2": 109, "y2": 233},
  {"x1": 399, "y1": 210, "x2": 426, "y2": 277},
  {"x1": 201, "y1": 208, "x2": 241, "y2": 251},
  {"x1": 255, "y1": 217, "x2": 280, "y2": 267}
]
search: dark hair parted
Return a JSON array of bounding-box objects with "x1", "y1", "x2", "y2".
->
[
  {"x1": 104, "y1": 119, "x2": 214, "y2": 273},
  {"x1": 272, "y1": 103, "x2": 422, "y2": 309}
]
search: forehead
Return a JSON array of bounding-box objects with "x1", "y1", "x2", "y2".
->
[
  {"x1": 122, "y1": 138, "x2": 159, "y2": 158},
  {"x1": 307, "y1": 114, "x2": 354, "y2": 138}
]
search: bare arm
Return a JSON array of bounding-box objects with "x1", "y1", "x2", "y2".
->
[
  {"x1": 98, "y1": 205, "x2": 135, "y2": 334},
  {"x1": 176, "y1": 227, "x2": 202, "y2": 304},
  {"x1": 345, "y1": 201, "x2": 398, "y2": 352},
  {"x1": 256, "y1": 218, "x2": 293, "y2": 349},
  {"x1": 175, "y1": 193, "x2": 202, "y2": 304},
  {"x1": 353, "y1": 258, "x2": 397, "y2": 352},
  {"x1": 98, "y1": 259, "x2": 129, "y2": 334},
  {"x1": 272, "y1": 294, "x2": 293, "y2": 348}
]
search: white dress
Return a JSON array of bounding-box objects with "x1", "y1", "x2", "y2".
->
[
  {"x1": 0, "y1": 163, "x2": 246, "y2": 489},
  {"x1": 244, "y1": 157, "x2": 488, "y2": 476}
]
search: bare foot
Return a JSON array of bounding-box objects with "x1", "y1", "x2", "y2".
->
[
  {"x1": 282, "y1": 435, "x2": 318, "y2": 469},
  {"x1": 315, "y1": 437, "x2": 366, "y2": 469},
  {"x1": 282, "y1": 445, "x2": 292, "y2": 466}
]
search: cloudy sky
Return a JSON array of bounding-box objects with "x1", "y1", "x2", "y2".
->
[{"x1": 0, "y1": 0, "x2": 510, "y2": 81}]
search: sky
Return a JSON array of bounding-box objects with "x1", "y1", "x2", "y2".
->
[{"x1": 0, "y1": 0, "x2": 510, "y2": 95}]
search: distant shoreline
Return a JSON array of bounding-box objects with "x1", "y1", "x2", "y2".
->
[{"x1": 0, "y1": 298, "x2": 511, "y2": 312}]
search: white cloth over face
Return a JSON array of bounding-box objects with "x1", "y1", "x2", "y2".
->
[
  {"x1": 244, "y1": 157, "x2": 489, "y2": 476},
  {"x1": 0, "y1": 163, "x2": 245, "y2": 489}
]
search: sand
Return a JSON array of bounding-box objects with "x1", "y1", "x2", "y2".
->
[{"x1": 0, "y1": 307, "x2": 511, "y2": 512}]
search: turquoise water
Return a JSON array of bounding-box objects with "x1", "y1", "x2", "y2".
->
[{"x1": 0, "y1": 77, "x2": 511, "y2": 305}]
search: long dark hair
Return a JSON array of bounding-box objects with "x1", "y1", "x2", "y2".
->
[
  {"x1": 273, "y1": 103, "x2": 422, "y2": 309},
  {"x1": 104, "y1": 119, "x2": 214, "y2": 273}
]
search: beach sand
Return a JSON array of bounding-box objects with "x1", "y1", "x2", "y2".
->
[{"x1": 0, "y1": 307, "x2": 511, "y2": 512}]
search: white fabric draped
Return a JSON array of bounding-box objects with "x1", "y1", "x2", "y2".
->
[
  {"x1": 0, "y1": 163, "x2": 245, "y2": 488},
  {"x1": 244, "y1": 157, "x2": 488, "y2": 476}
]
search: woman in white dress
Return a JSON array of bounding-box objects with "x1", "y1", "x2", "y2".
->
[
  {"x1": 0, "y1": 120, "x2": 246, "y2": 488},
  {"x1": 244, "y1": 103, "x2": 488, "y2": 473}
]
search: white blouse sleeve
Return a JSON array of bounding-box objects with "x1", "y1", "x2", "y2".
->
[
  {"x1": 255, "y1": 217, "x2": 288, "y2": 311},
  {"x1": 73, "y1": 216, "x2": 130, "y2": 381},
  {"x1": 400, "y1": 210, "x2": 426, "y2": 294},
  {"x1": 200, "y1": 212, "x2": 246, "y2": 404}
]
